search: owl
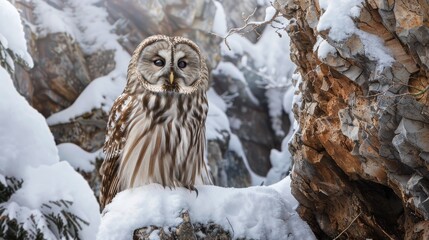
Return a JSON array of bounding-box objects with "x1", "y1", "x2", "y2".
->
[{"x1": 99, "y1": 35, "x2": 211, "y2": 210}]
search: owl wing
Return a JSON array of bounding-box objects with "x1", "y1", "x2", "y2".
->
[{"x1": 99, "y1": 93, "x2": 133, "y2": 210}]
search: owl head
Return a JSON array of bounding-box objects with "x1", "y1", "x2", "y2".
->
[{"x1": 127, "y1": 35, "x2": 209, "y2": 94}]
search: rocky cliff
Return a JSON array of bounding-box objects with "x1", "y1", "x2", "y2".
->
[{"x1": 278, "y1": 0, "x2": 429, "y2": 239}]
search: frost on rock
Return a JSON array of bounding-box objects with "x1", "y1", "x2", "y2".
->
[{"x1": 98, "y1": 184, "x2": 316, "y2": 240}]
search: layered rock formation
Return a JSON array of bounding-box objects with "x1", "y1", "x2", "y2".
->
[{"x1": 278, "y1": 0, "x2": 429, "y2": 239}]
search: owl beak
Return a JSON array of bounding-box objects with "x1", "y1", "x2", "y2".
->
[{"x1": 169, "y1": 72, "x2": 174, "y2": 84}]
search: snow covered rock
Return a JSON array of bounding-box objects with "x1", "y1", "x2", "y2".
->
[
  {"x1": 0, "y1": 55, "x2": 100, "y2": 240},
  {"x1": 98, "y1": 184, "x2": 316, "y2": 240},
  {"x1": 0, "y1": 2, "x2": 100, "y2": 238}
]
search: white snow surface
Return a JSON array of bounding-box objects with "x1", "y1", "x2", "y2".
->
[
  {"x1": 0, "y1": 0, "x2": 33, "y2": 68},
  {"x1": 316, "y1": 38, "x2": 337, "y2": 60},
  {"x1": 98, "y1": 184, "x2": 316, "y2": 240},
  {"x1": 317, "y1": 0, "x2": 394, "y2": 67},
  {"x1": 212, "y1": 1, "x2": 227, "y2": 35},
  {"x1": 206, "y1": 89, "x2": 231, "y2": 141},
  {"x1": 9, "y1": 162, "x2": 101, "y2": 239},
  {"x1": 0, "y1": 67, "x2": 100, "y2": 239},
  {"x1": 57, "y1": 143, "x2": 103, "y2": 172},
  {"x1": 0, "y1": 68, "x2": 58, "y2": 178}
]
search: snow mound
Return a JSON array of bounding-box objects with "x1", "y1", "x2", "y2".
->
[
  {"x1": 0, "y1": 0, "x2": 33, "y2": 68},
  {"x1": 0, "y1": 66, "x2": 100, "y2": 239},
  {"x1": 98, "y1": 184, "x2": 316, "y2": 240},
  {"x1": 57, "y1": 143, "x2": 103, "y2": 172}
]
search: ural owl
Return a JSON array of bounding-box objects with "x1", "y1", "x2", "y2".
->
[{"x1": 99, "y1": 35, "x2": 211, "y2": 210}]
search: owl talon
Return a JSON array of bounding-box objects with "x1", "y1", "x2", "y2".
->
[{"x1": 186, "y1": 185, "x2": 199, "y2": 197}]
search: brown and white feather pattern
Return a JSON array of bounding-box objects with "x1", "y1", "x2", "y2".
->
[{"x1": 99, "y1": 35, "x2": 211, "y2": 210}]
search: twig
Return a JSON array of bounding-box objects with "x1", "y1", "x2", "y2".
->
[
  {"x1": 217, "y1": 2, "x2": 283, "y2": 50},
  {"x1": 226, "y1": 217, "x2": 234, "y2": 238},
  {"x1": 333, "y1": 212, "x2": 361, "y2": 240}
]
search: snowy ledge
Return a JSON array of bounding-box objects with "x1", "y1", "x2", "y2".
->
[{"x1": 97, "y1": 184, "x2": 315, "y2": 240}]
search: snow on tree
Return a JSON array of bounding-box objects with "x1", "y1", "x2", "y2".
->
[{"x1": 0, "y1": 1, "x2": 100, "y2": 239}]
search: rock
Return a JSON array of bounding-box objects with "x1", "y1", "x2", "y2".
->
[
  {"x1": 283, "y1": 0, "x2": 429, "y2": 238},
  {"x1": 15, "y1": 33, "x2": 92, "y2": 117},
  {"x1": 49, "y1": 108, "x2": 107, "y2": 152},
  {"x1": 132, "y1": 210, "x2": 231, "y2": 240},
  {"x1": 207, "y1": 134, "x2": 252, "y2": 188}
]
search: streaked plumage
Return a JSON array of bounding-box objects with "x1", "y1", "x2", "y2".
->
[{"x1": 99, "y1": 35, "x2": 211, "y2": 210}]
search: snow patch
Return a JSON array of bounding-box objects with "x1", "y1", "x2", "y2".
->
[
  {"x1": 213, "y1": 61, "x2": 246, "y2": 83},
  {"x1": 57, "y1": 143, "x2": 103, "y2": 172},
  {"x1": 316, "y1": 0, "x2": 394, "y2": 67},
  {"x1": 0, "y1": 0, "x2": 33, "y2": 67},
  {"x1": 316, "y1": 38, "x2": 337, "y2": 60},
  {"x1": 229, "y1": 134, "x2": 265, "y2": 186},
  {"x1": 212, "y1": 1, "x2": 227, "y2": 35},
  {"x1": 98, "y1": 184, "x2": 316, "y2": 240}
]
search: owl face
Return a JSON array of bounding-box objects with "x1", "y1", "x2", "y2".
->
[{"x1": 135, "y1": 36, "x2": 204, "y2": 94}]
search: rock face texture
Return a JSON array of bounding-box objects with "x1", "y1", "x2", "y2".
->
[{"x1": 279, "y1": 0, "x2": 429, "y2": 239}]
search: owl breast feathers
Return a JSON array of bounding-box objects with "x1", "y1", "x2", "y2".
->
[{"x1": 99, "y1": 35, "x2": 211, "y2": 210}]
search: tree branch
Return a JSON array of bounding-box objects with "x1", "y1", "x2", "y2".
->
[{"x1": 216, "y1": 2, "x2": 283, "y2": 51}]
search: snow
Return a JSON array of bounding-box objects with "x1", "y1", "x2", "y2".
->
[
  {"x1": 98, "y1": 184, "x2": 316, "y2": 240},
  {"x1": 0, "y1": 67, "x2": 100, "y2": 239},
  {"x1": 57, "y1": 143, "x2": 103, "y2": 172},
  {"x1": 264, "y1": 6, "x2": 277, "y2": 21},
  {"x1": 266, "y1": 88, "x2": 287, "y2": 137},
  {"x1": 265, "y1": 136, "x2": 293, "y2": 186},
  {"x1": 283, "y1": 86, "x2": 295, "y2": 115},
  {"x1": 316, "y1": 38, "x2": 337, "y2": 60},
  {"x1": 213, "y1": 61, "x2": 246, "y2": 83},
  {"x1": 206, "y1": 89, "x2": 231, "y2": 141},
  {"x1": 0, "y1": 0, "x2": 33, "y2": 67},
  {"x1": 0, "y1": 3, "x2": 100, "y2": 238},
  {"x1": 229, "y1": 134, "x2": 265, "y2": 186},
  {"x1": 270, "y1": 175, "x2": 299, "y2": 210},
  {"x1": 9, "y1": 162, "x2": 101, "y2": 239},
  {"x1": 316, "y1": 0, "x2": 394, "y2": 67},
  {"x1": 0, "y1": 68, "x2": 58, "y2": 178},
  {"x1": 212, "y1": 1, "x2": 227, "y2": 35}
]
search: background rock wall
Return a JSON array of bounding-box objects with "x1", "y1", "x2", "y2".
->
[
  {"x1": 278, "y1": 0, "x2": 429, "y2": 239},
  {"x1": 11, "y1": 0, "x2": 292, "y2": 193}
]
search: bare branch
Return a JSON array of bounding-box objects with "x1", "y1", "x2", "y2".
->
[{"x1": 218, "y1": 3, "x2": 283, "y2": 51}]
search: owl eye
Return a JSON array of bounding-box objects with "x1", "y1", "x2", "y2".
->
[
  {"x1": 154, "y1": 59, "x2": 165, "y2": 67},
  {"x1": 178, "y1": 60, "x2": 187, "y2": 69}
]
